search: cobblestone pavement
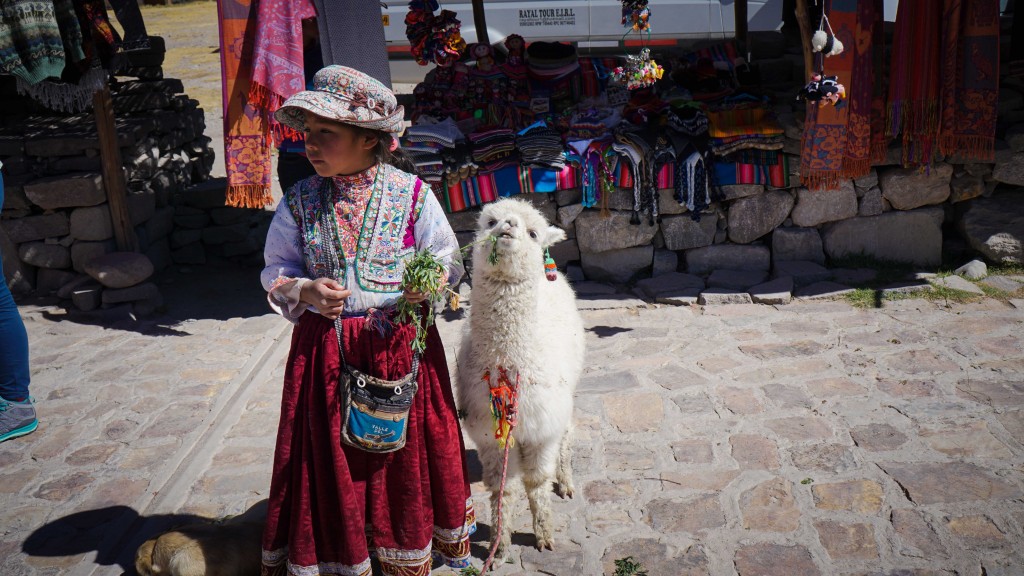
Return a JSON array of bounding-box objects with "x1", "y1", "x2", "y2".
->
[{"x1": 2, "y1": 271, "x2": 1023, "y2": 575}]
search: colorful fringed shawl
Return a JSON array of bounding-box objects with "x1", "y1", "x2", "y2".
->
[
  {"x1": 219, "y1": 0, "x2": 269, "y2": 207},
  {"x1": 248, "y1": 0, "x2": 315, "y2": 142},
  {"x1": 885, "y1": 0, "x2": 942, "y2": 165},
  {"x1": 0, "y1": 0, "x2": 70, "y2": 84},
  {"x1": 801, "y1": 0, "x2": 883, "y2": 189},
  {"x1": 938, "y1": 0, "x2": 1000, "y2": 162},
  {"x1": 887, "y1": 0, "x2": 998, "y2": 165}
]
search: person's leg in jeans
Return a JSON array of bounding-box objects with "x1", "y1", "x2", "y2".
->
[{"x1": 0, "y1": 171, "x2": 37, "y2": 442}]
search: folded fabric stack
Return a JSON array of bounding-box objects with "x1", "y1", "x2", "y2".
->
[
  {"x1": 403, "y1": 118, "x2": 464, "y2": 184},
  {"x1": 469, "y1": 128, "x2": 518, "y2": 172},
  {"x1": 516, "y1": 121, "x2": 566, "y2": 170},
  {"x1": 526, "y1": 41, "x2": 580, "y2": 83},
  {"x1": 567, "y1": 107, "x2": 622, "y2": 141},
  {"x1": 706, "y1": 105, "x2": 784, "y2": 156}
]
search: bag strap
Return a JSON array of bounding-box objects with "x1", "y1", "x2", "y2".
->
[{"x1": 317, "y1": 179, "x2": 420, "y2": 384}]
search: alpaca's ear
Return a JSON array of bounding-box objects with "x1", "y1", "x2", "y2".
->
[{"x1": 541, "y1": 226, "x2": 566, "y2": 248}]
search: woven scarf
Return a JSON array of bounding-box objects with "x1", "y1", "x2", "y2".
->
[
  {"x1": 0, "y1": 0, "x2": 69, "y2": 84},
  {"x1": 937, "y1": 0, "x2": 1000, "y2": 162},
  {"x1": 801, "y1": 0, "x2": 882, "y2": 189},
  {"x1": 885, "y1": 0, "x2": 942, "y2": 165},
  {"x1": 218, "y1": 0, "x2": 272, "y2": 208},
  {"x1": 248, "y1": 0, "x2": 315, "y2": 143}
]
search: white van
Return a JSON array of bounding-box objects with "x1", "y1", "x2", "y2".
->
[{"x1": 383, "y1": 0, "x2": 784, "y2": 84}]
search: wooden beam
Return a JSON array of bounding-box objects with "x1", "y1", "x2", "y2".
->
[
  {"x1": 472, "y1": 0, "x2": 489, "y2": 45},
  {"x1": 735, "y1": 0, "x2": 748, "y2": 57},
  {"x1": 93, "y1": 85, "x2": 139, "y2": 253},
  {"x1": 795, "y1": 0, "x2": 814, "y2": 79}
]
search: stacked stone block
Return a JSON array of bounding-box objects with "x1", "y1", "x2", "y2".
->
[{"x1": 0, "y1": 37, "x2": 215, "y2": 314}]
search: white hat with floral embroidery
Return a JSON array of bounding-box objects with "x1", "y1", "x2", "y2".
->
[{"x1": 275, "y1": 65, "x2": 405, "y2": 135}]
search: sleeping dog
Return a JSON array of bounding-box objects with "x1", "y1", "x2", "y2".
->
[{"x1": 134, "y1": 518, "x2": 263, "y2": 576}]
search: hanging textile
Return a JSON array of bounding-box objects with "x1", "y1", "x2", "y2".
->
[
  {"x1": 885, "y1": 0, "x2": 941, "y2": 165},
  {"x1": 15, "y1": 63, "x2": 105, "y2": 112},
  {"x1": 886, "y1": 0, "x2": 998, "y2": 166},
  {"x1": 248, "y1": 0, "x2": 315, "y2": 143},
  {"x1": 937, "y1": 0, "x2": 1000, "y2": 162},
  {"x1": 218, "y1": 0, "x2": 273, "y2": 208},
  {"x1": 0, "y1": 0, "x2": 72, "y2": 85},
  {"x1": 801, "y1": 0, "x2": 882, "y2": 189},
  {"x1": 6, "y1": 0, "x2": 105, "y2": 112},
  {"x1": 311, "y1": 0, "x2": 392, "y2": 87}
]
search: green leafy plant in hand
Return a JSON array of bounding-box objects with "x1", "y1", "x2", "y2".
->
[
  {"x1": 395, "y1": 235, "x2": 500, "y2": 354},
  {"x1": 396, "y1": 249, "x2": 451, "y2": 354}
]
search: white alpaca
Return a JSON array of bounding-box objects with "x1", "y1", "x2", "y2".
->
[{"x1": 457, "y1": 198, "x2": 585, "y2": 560}]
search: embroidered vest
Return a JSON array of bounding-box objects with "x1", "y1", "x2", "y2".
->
[{"x1": 286, "y1": 165, "x2": 423, "y2": 293}]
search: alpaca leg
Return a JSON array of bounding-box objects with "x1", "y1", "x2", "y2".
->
[
  {"x1": 481, "y1": 444, "x2": 520, "y2": 563},
  {"x1": 520, "y1": 442, "x2": 560, "y2": 551},
  {"x1": 554, "y1": 423, "x2": 575, "y2": 499}
]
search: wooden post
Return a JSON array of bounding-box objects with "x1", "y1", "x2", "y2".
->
[
  {"x1": 795, "y1": 0, "x2": 814, "y2": 79},
  {"x1": 93, "y1": 85, "x2": 139, "y2": 253},
  {"x1": 735, "y1": 0, "x2": 748, "y2": 58},
  {"x1": 472, "y1": 0, "x2": 489, "y2": 45}
]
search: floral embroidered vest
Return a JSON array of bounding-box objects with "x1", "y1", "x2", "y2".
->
[{"x1": 286, "y1": 164, "x2": 424, "y2": 293}]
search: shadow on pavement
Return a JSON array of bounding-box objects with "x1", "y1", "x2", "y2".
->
[
  {"x1": 23, "y1": 506, "x2": 205, "y2": 574},
  {"x1": 587, "y1": 325, "x2": 633, "y2": 338},
  {"x1": 25, "y1": 259, "x2": 271, "y2": 336},
  {"x1": 24, "y1": 500, "x2": 268, "y2": 575}
]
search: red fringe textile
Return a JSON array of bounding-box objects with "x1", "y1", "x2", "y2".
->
[{"x1": 801, "y1": 0, "x2": 883, "y2": 189}]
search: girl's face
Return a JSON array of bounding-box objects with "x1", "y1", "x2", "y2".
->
[{"x1": 303, "y1": 114, "x2": 378, "y2": 177}]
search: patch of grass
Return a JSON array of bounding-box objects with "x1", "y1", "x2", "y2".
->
[
  {"x1": 987, "y1": 262, "x2": 1024, "y2": 277},
  {"x1": 924, "y1": 284, "x2": 983, "y2": 306},
  {"x1": 835, "y1": 252, "x2": 988, "y2": 308},
  {"x1": 613, "y1": 557, "x2": 649, "y2": 576}
]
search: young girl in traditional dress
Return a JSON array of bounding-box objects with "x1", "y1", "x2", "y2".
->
[{"x1": 260, "y1": 65, "x2": 476, "y2": 576}]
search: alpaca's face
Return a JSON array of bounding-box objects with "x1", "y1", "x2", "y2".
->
[{"x1": 474, "y1": 199, "x2": 566, "y2": 281}]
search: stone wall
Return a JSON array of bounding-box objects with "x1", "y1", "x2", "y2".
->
[
  {"x1": 445, "y1": 72, "x2": 1024, "y2": 290},
  {"x1": 0, "y1": 37, "x2": 219, "y2": 313}
]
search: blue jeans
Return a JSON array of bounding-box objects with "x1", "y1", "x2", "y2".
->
[{"x1": 0, "y1": 173, "x2": 31, "y2": 401}]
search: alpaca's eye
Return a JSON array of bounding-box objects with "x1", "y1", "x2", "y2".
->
[
  {"x1": 488, "y1": 219, "x2": 497, "y2": 226},
  {"x1": 529, "y1": 230, "x2": 537, "y2": 239}
]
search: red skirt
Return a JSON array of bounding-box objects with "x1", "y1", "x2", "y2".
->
[{"x1": 261, "y1": 313, "x2": 476, "y2": 576}]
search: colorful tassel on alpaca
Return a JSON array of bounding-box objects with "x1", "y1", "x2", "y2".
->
[
  {"x1": 484, "y1": 367, "x2": 519, "y2": 448},
  {"x1": 544, "y1": 248, "x2": 558, "y2": 281}
]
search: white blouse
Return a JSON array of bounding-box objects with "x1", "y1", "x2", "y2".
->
[{"x1": 261, "y1": 175, "x2": 464, "y2": 322}]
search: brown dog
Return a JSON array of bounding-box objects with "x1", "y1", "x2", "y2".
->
[{"x1": 134, "y1": 519, "x2": 263, "y2": 576}]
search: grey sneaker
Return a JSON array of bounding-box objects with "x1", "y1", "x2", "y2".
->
[{"x1": 0, "y1": 397, "x2": 38, "y2": 442}]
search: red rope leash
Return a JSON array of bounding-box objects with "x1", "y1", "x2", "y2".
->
[
  {"x1": 480, "y1": 367, "x2": 520, "y2": 573},
  {"x1": 480, "y1": 426, "x2": 514, "y2": 573}
]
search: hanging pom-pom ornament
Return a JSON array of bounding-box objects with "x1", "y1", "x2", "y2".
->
[
  {"x1": 811, "y1": 13, "x2": 844, "y2": 57},
  {"x1": 811, "y1": 30, "x2": 844, "y2": 57},
  {"x1": 621, "y1": 0, "x2": 651, "y2": 32},
  {"x1": 406, "y1": 0, "x2": 465, "y2": 67},
  {"x1": 611, "y1": 48, "x2": 664, "y2": 90},
  {"x1": 544, "y1": 248, "x2": 557, "y2": 281}
]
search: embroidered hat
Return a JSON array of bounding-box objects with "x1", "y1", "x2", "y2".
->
[{"x1": 275, "y1": 65, "x2": 405, "y2": 135}]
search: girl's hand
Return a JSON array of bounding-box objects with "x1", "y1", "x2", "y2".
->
[
  {"x1": 403, "y1": 289, "x2": 428, "y2": 304},
  {"x1": 301, "y1": 278, "x2": 351, "y2": 320}
]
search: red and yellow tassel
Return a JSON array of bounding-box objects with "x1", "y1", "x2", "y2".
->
[{"x1": 483, "y1": 367, "x2": 520, "y2": 448}]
